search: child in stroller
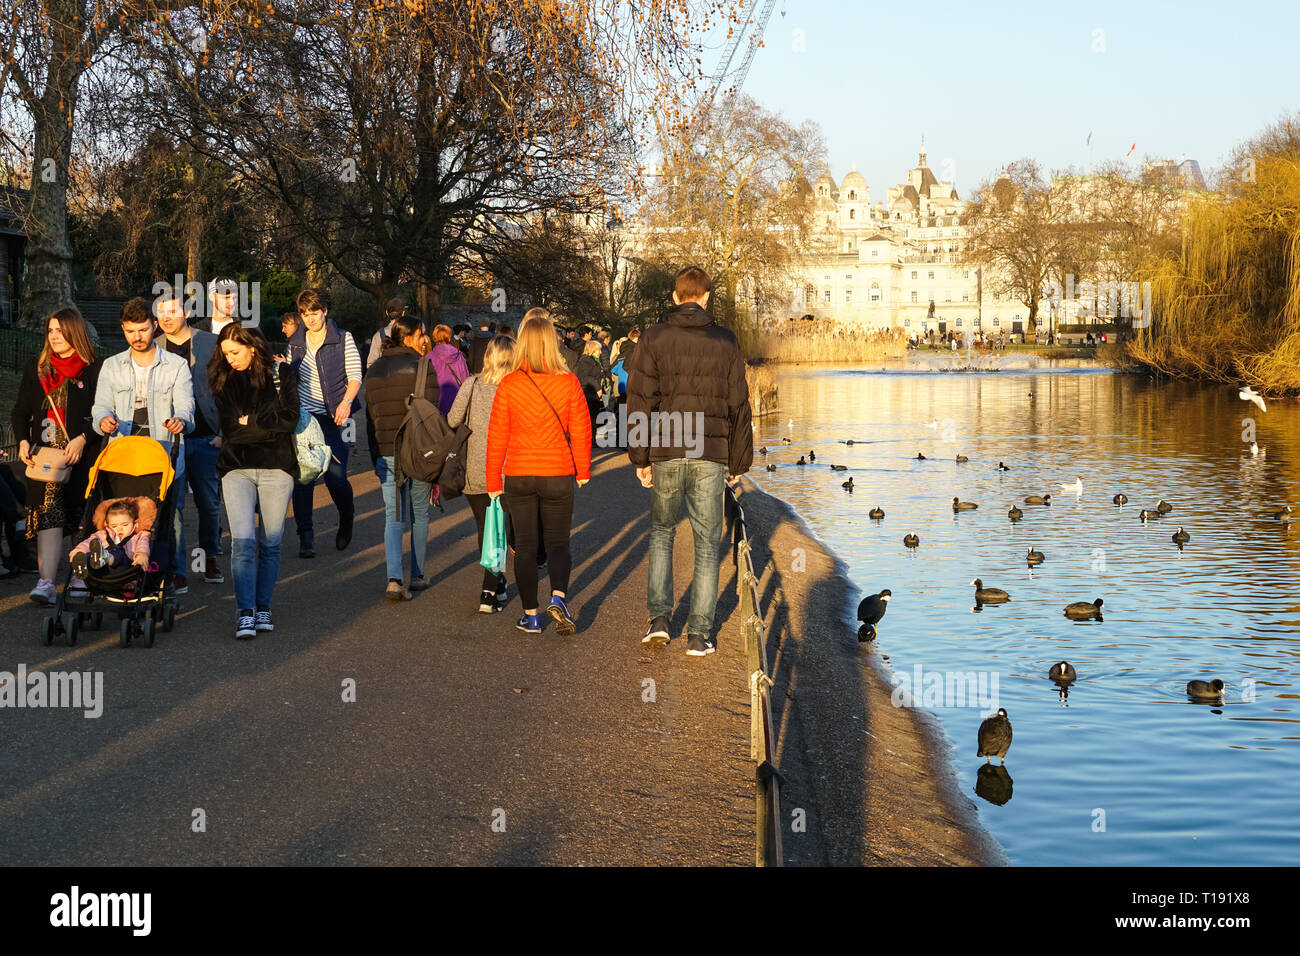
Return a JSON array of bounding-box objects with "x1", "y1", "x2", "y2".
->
[{"x1": 69, "y1": 496, "x2": 152, "y2": 583}]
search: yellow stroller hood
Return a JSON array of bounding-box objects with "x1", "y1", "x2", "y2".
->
[{"x1": 84, "y1": 436, "x2": 177, "y2": 501}]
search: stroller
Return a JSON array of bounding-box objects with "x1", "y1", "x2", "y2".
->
[{"x1": 42, "y1": 436, "x2": 182, "y2": 648}]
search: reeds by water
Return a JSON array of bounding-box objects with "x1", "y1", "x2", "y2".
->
[{"x1": 749, "y1": 321, "x2": 909, "y2": 365}]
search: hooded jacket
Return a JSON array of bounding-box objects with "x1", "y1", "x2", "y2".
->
[{"x1": 625, "y1": 301, "x2": 753, "y2": 475}]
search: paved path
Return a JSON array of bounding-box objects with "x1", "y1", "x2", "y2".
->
[{"x1": 0, "y1": 450, "x2": 755, "y2": 865}]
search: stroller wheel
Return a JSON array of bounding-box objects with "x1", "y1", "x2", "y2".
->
[
  {"x1": 42, "y1": 616, "x2": 54, "y2": 646},
  {"x1": 143, "y1": 616, "x2": 156, "y2": 648},
  {"x1": 120, "y1": 618, "x2": 132, "y2": 648},
  {"x1": 162, "y1": 604, "x2": 176, "y2": 632},
  {"x1": 67, "y1": 614, "x2": 79, "y2": 646}
]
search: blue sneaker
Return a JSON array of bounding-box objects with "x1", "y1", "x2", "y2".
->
[
  {"x1": 546, "y1": 595, "x2": 576, "y2": 636},
  {"x1": 515, "y1": 612, "x2": 542, "y2": 634}
]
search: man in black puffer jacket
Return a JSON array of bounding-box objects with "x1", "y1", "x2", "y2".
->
[{"x1": 626, "y1": 266, "x2": 753, "y2": 658}]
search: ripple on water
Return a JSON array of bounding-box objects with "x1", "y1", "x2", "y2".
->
[{"x1": 757, "y1": 364, "x2": 1300, "y2": 865}]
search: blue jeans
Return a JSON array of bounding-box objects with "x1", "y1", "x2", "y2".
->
[
  {"x1": 222, "y1": 468, "x2": 294, "y2": 613},
  {"x1": 647, "y1": 459, "x2": 726, "y2": 637},
  {"x1": 375, "y1": 456, "x2": 431, "y2": 581},
  {"x1": 176, "y1": 437, "x2": 221, "y2": 573},
  {"x1": 292, "y1": 413, "x2": 354, "y2": 536}
]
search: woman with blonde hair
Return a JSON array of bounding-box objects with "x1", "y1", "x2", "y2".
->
[
  {"x1": 448, "y1": 334, "x2": 516, "y2": 613},
  {"x1": 11, "y1": 307, "x2": 101, "y2": 603},
  {"x1": 484, "y1": 308, "x2": 591, "y2": 634}
]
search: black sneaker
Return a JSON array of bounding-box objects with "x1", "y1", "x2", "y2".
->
[
  {"x1": 255, "y1": 610, "x2": 274, "y2": 632},
  {"x1": 642, "y1": 616, "x2": 671, "y2": 647},
  {"x1": 685, "y1": 634, "x2": 716, "y2": 656},
  {"x1": 495, "y1": 573, "x2": 508, "y2": 606},
  {"x1": 478, "y1": 589, "x2": 501, "y2": 614},
  {"x1": 236, "y1": 613, "x2": 256, "y2": 640},
  {"x1": 70, "y1": 551, "x2": 89, "y2": 580}
]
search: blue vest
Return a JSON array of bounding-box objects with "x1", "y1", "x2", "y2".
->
[{"x1": 288, "y1": 319, "x2": 358, "y2": 414}]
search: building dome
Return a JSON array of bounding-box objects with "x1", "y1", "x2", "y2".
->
[
  {"x1": 813, "y1": 171, "x2": 837, "y2": 199},
  {"x1": 841, "y1": 168, "x2": 867, "y2": 194}
]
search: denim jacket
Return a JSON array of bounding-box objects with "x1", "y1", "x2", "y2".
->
[{"x1": 91, "y1": 348, "x2": 195, "y2": 464}]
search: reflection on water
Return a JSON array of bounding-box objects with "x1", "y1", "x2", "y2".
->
[{"x1": 755, "y1": 360, "x2": 1300, "y2": 865}]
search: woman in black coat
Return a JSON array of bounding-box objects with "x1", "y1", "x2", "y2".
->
[
  {"x1": 575, "y1": 339, "x2": 604, "y2": 446},
  {"x1": 363, "y1": 313, "x2": 440, "y2": 600},
  {"x1": 10, "y1": 307, "x2": 102, "y2": 604},
  {"x1": 208, "y1": 323, "x2": 300, "y2": 639}
]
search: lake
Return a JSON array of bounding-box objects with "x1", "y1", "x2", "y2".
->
[{"x1": 754, "y1": 353, "x2": 1300, "y2": 865}]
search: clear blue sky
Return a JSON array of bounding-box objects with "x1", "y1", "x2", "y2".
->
[{"x1": 732, "y1": 0, "x2": 1297, "y2": 196}]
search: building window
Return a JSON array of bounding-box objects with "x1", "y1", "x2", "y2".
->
[
  {"x1": 974, "y1": 319, "x2": 981, "y2": 328},
  {"x1": 911, "y1": 291, "x2": 918, "y2": 303},
  {"x1": 904, "y1": 318, "x2": 911, "y2": 327},
  {"x1": 962, "y1": 294, "x2": 969, "y2": 301},
  {"x1": 963, "y1": 270, "x2": 969, "y2": 278},
  {"x1": 911, "y1": 270, "x2": 917, "y2": 280},
  {"x1": 824, "y1": 289, "x2": 831, "y2": 302},
  {"x1": 928, "y1": 271, "x2": 935, "y2": 280},
  {"x1": 956, "y1": 318, "x2": 963, "y2": 328},
  {"x1": 870, "y1": 282, "x2": 881, "y2": 302},
  {"x1": 871, "y1": 250, "x2": 878, "y2": 257},
  {"x1": 993, "y1": 317, "x2": 1000, "y2": 326},
  {"x1": 945, "y1": 293, "x2": 952, "y2": 302},
  {"x1": 849, "y1": 208, "x2": 855, "y2": 219},
  {"x1": 849, "y1": 190, "x2": 856, "y2": 200},
  {"x1": 845, "y1": 290, "x2": 853, "y2": 304}
]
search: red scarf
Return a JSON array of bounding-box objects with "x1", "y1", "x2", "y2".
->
[{"x1": 39, "y1": 352, "x2": 88, "y2": 418}]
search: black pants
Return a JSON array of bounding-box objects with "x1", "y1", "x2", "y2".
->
[
  {"x1": 0, "y1": 463, "x2": 30, "y2": 568},
  {"x1": 501, "y1": 475, "x2": 574, "y2": 610},
  {"x1": 466, "y1": 492, "x2": 507, "y2": 593}
]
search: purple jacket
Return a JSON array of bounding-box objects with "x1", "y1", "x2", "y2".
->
[{"x1": 426, "y1": 343, "x2": 469, "y2": 417}]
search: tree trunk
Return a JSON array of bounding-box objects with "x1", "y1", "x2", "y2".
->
[
  {"x1": 418, "y1": 279, "x2": 441, "y2": 326},
  {"x1": 18, "y1": 58, "x2": 81, "y2": 332},
  {"x1": 185, "y1": 143, "x2": 203, "y2": 288}
]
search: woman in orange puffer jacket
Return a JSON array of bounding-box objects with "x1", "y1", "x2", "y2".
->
[{"x1": 485, "y1": 308, "x2": 592, "y2": 636}]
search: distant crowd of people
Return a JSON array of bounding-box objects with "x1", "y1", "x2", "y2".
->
[{"x1": 4, "y1": 268, "x2": 752, "y2": 655}]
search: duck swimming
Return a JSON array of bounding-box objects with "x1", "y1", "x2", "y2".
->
[
  {"x1": 1139, "y1": 509, "x2": 1153, "y2": 522},
  {"x1": 758, "y1": 447, "x2": 768, "y2": 455},
  {"x1": 916, "y1": 452, "x2": 927, "y2": 460},
  {"x1": 1024, "y1": 494, "x2": 1051, "y2": 506},
  {"x1": 1272, "y1": 505, "x2": 1292, "y2": 520},
  {"x1": 1060, "y1": 476, "x2": 1083, "y2": 494},
  {"x1": 842, "y1": 478, "x2": 854, "y2": 491},
  {"x1": 868, "y1": 506, "x2": 884, "y2": 518},
  {"x1": 1064, "y1": 598, "x2": 1104, "y2": 621},
  {"x1": 956, "y1": 454, "x2": 969, "y2": 463},
  {"x1": 903, "y1": 534, "x2": 919, "y2": 548},
  {"x1": 1026, "y1": 547, "x2": 1045, "y2": 565},
  {"x1": 809, "y1": 450, "x2": 816, "y2": 462},
  {"x1": 796, "y1": 456, "x2": 807, "y2": 465},
  {"x1": 977, "y1": 709, "x2": 1013, "y2": 764},
  {"x1": 1049, "y1": 662, "x2": 1077, "y2": 683},
  {"x1": 1156, "y1": 499, "x2": 1173, "y2": 513},
  {"x1": 1172, "y1": 526, "x2": 1190, "y2": 544},
  {"x1": 1186, "y1": 678, "x2": 1227, "y2": 700},
  {"x1": 1008, "y1": 505, "x2": 1023, "y2": 520},
  {"x1": 830, "y1": 464, "x2": 848, "y2": 471},
  {"x1": 953, "y1": 497, "x2": 978, "y2": 511},
  {"x1": 765, "y1": 464, "x2": 776, "y2": 472},
  {"x1": 996, "y1": 462, "x2": 1010, "y2": 471},
  {"x1": 1112, "y1": 493, "x2": 1128, "y2": 505},
  {"x1": 972, "y1": 578, "x2": 1010, "y2": 602}
]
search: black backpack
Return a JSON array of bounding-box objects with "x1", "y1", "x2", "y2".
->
[{"x1": 394, "y1": 359, "x2": 460, "y2": 499}]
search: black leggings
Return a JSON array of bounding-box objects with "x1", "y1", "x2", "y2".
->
[{"x1": 502, "y1": 475, "x2": 574, "y2": 610}]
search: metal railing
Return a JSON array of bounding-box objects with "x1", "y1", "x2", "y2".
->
[{"x1": 725, "y1": 483, "x2": 783, "y2": 867}]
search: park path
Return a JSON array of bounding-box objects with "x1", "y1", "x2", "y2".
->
[{"x1": 0, "y1": 449, "x2": 756, "y2": 865}]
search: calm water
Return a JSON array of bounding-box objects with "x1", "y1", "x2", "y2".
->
[{"x1": 754, "y1": 355, "x2": 1300, "y2": 866}]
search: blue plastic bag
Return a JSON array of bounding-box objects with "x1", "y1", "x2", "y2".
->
[{"x1": 480, "y1": 497, "x2": 507, "y2": 575}]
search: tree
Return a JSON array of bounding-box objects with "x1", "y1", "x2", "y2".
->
[
  {"x1": 638, "y1": 94, "x2": 825, "y2": 333},
  {"x1": 960, "y1": 159, "x2": 1079, "y2": 333}
]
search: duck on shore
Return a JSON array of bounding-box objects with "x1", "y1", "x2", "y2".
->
[
  {"x1": 977, "y1": 709, "x2": 1013, "y2": 764},
  {"x1": 1064, "y1": 598, "x2": 1104, "y2": 621},
  {"x1": 857, "y1": 589, "x2": 891, "y2": 642}
]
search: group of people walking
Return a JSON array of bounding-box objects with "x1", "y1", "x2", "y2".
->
[{"x1": 5, "y1": 266, "x2": 753, "y2": 654}]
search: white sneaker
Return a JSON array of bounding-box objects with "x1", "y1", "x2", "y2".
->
[
  {"x1": 69, "y1": 577, "x2": 89, "y2": 598},
  {"x1": 28, "y1": 578, "x2": 55, "y2": 605}
]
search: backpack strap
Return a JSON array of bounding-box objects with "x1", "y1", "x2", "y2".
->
[{"x1": 410, "y1": 354, "x2": 430, "y2": 406}]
